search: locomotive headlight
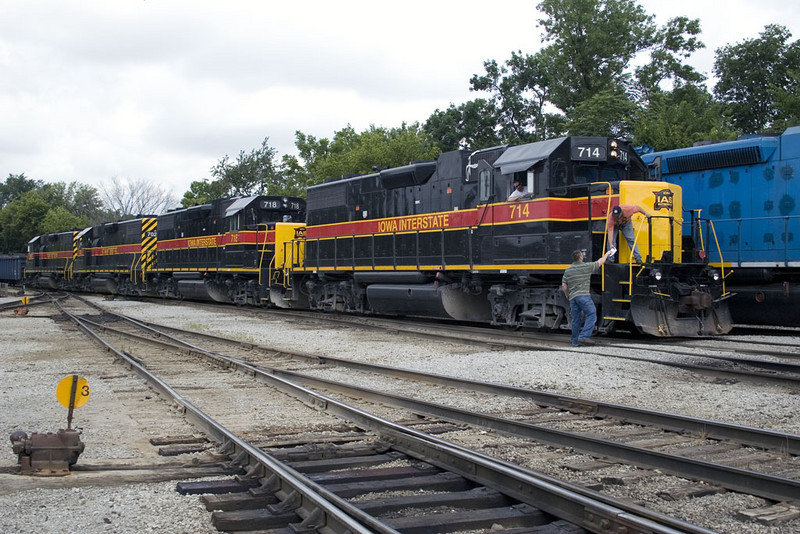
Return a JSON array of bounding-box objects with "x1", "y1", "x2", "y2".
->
[
  {"x1": 710, "y1": 270, "x2": 720, "y2": 281},
  {"x1": 652, "y1": 270, "x2": 663, "y2": 281}
]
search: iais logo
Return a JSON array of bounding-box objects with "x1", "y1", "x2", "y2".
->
[{"x1": 652, "y1": 188, "x2": 674, "y2": 212}]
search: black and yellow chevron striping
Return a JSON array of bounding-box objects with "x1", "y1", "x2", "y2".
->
[{"x1": 141, "y1": 218, "x2": 157, "y2": 271}]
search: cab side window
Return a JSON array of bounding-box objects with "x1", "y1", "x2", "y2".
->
[{"x1": 479, "y1": 168, "x2": 492, "y2": 203}]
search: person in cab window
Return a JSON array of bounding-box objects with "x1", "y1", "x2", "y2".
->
[{"x1": 508, "y1": 181, "x2": 529, "y2": 202}]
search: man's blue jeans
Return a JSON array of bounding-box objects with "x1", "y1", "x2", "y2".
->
[
  {"x1": 612, "y1": 222, "x2": 642, "y2": 262},
  {"x1": 570, "y1": 295, "x2": 597, "y2": 345}
]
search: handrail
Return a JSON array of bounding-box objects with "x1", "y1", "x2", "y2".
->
[
  {"x1": 129, "y1": 253, "x2": 140, "y2": 284},
  {"x1": 707, "y1": 220, "x2": 730, "y2": 297},
  {"x1": 690, "y1": 214, "x2": 799, "y2": 266},
  {"x1": 589, "y1": 181, "x2": 614, "y2": 292},
  {"x1": 257, "y1": 223, "x2": 269, "y2": 287}
]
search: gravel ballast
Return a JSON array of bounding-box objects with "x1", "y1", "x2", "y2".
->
[{"x1": 1, "y1": 295, "x2": 798, "y2": 533}]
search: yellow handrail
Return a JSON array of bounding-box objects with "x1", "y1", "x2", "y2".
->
[
  {"x1": 591, "y1": 181, "x2": 614, "y2": 292},
  {"x1": 256, "y1": 224, "x2": 270, "y2": 287},
  {"x1": 707, "y1": 220, "x2": 730, "y2": 297}
]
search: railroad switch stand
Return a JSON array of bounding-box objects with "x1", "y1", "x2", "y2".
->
[
  {"x1": 9, "y1": 429, "x2": 85, "y2": 476},
  {"x1": 8, "y1": 374, "x2": 91, "y2": 476}
]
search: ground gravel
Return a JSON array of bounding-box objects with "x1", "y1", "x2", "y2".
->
[{"x1": 1, "y1": 295, "x2": 798, "y2": 533}]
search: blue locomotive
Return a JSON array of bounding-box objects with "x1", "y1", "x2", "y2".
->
[{"x1": 642, "y1": 127, "x2": 800, "y2": 326}]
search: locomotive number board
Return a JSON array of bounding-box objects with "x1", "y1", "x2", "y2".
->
[{"x1": 571, "y1": 144, "x2": 607, "y2": 161}]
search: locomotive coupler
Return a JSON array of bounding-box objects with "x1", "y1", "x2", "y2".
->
[
  {"x1": 9, "y1": 429, "x2": 85, "y2": 476},
  {"x1": 679, "y1": 289, "x2": 713, "y2": 310}
]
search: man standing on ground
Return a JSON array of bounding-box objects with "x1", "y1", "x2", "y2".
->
[
  {"x1": 561, "y1": 248, "x2": 615, "y2": 347},
  {"x1": 606, "y1": 205, "x2": 651, "y2": 263}
]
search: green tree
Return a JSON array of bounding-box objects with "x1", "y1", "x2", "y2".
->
[
  {"x1": 181, "y1": 178, "x2": 231, "y2": 207},
  {"x1": 423, "y1": 99, "x2": 502, "y2": 151},
  {"x1": 468, "y1": 0, "x2": 704, "y2": 142},
  {"x1": 565, "y1": 88, "x2": 639, "y2": 138},
  {"x1": 182, "y1": 137, "x2": 294, "y2": 207},
  {"x1": 0, "y1": 173, "x2": 42, "y2": 208},
  {"x1": 714, "y1": 24, "x2": 800, "y2": 133},
  {"x1": 771, "y1": 71, "x2": 800, "y2": 131},
  {"x1": 211, "y1": 137, "x2": 284, "y2": 196},
  {"x1": 37, "y1": 181, "x2": 105, "y2": 222},
  {"x1": 470, "y1": 52, "x2": 565, "y2": 142},
  {"x1": 633, "y1": 85, "x2": 735, "y2": 150},
  {"x1": 0, "y1": 190, "x2": 51, "y2": 252},
  {"x1": 39, "y1": 206, "x2": 89, "y2": 234},
  {"x1": 283, "y1": 123, "x2": 440, "y2": 191},
  {"x1": 535, "y1": 0, "x2": 654, "y2": 112},
  {"x1": 634, "y1": 16, "x2": 706, "y2": 97}
]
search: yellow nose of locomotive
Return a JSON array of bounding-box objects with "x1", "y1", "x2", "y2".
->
[{"x1": 616, "y1": 181, "x2": 683, "y2": 263}]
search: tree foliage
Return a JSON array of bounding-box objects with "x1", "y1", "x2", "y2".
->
[
  {"x1": 634, "y1": 85, "x2": 735, "y2": 150},
  {"x1": 470, "y1": 52, "x2": 565, "y2": 143},
  {"x1": 0, "y1": 176, "x2": 107, "y2": 253},
  {"x1": 536, "y1": 0, "x2": 654, "y2": 112},
  {"x1": 565, "y1": 88, "x2": 639, "y2": 139},
  {"x1": 714, "y1": 24, "x2": 800, "y2": 133},
  {"x1": 771, "y1": 71, "x2": 800, "y2": 131},
  {"x1": 0, "y1": 173, "x2": 42, "y2": 209},
  {"x1": 283, "y1": 123, "x2": 440, "y2": 192},
  {"x1": 182, "y1": 137, "x2": 302, "y2": 206},
  {"x1": 0, "y1": 190, "x2": 52, "y2": 253},
  {"x1": 464, "y1": 0, "x2": 706, "y2": 144},
  {"x1": 423, "y1": 99, "x2": 502, "y2": 151}
]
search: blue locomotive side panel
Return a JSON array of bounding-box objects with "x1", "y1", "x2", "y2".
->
[
  {"x1": 643, "y1": 127, "x2": 799, "y2": 267},
  {"x1": 643, "y1": 126, "x2": 800, "y2": 326}
]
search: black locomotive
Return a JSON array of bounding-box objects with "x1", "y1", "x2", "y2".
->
[
  {"x1": 26, "y1": 195, "x2": 306, "y2": 306},
  {"x1": 274, "y1": 136, "x2": 733, "y2": 336},
  {"x1": 24, "y1": 136, "x2": 732, "y2": 337}
]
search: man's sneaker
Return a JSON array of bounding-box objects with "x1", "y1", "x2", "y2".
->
[{"x1": 578, "y1": 337, "x2": 595, "y2": 345}]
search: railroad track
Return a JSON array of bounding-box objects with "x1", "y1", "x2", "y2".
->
[
  {"x1": 52, "y1": 295, "x2": 716, "y2": 533},
  {"x1": 257, "y1": 307, "x2": 800, "y2": 386},
  {"x1": 54, "y1": 295, "x2": 800, "y2": 531}
]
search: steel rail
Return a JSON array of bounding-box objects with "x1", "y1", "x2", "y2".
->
[
  {"x1": 72, "y1": 294, "x2": 800, "y2": 381},
  {"x1": 60, "y1": 298, "x2": 709, "y2": 534},
  {"x1": 53, "y1": 300, "x2": 397, "y2": 534},
  {"x1": 81, "y1": 310, "x2": 800, "y2": 503},
  {"x1": 268, "y1": 309, "x2": 800, "y2": 382},
  {"x1": 86, "y1": 307, "x2": 800, "y2": 457}
]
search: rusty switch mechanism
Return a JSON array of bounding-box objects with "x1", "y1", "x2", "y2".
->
[
  {"x1": 10, "y1": 429, "x2": 85, "y2": 476},
  {"x1": 9, "y1": 374, "x2": 90, "y2": 476}
]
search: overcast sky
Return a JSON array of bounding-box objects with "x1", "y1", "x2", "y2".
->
[{"x1": 1, "y1": 0, "x2": 798, "y2": 200}]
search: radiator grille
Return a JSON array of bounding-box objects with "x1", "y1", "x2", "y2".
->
[{"x1": 666, "y1": 146, "x2": 762, "y2": 173}]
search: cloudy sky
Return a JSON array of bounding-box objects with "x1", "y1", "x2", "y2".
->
[{"x1": 1, "y1": 0, "x2": 798, "y2": 200}]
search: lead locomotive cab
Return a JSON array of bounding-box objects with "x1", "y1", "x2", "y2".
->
[{"x1": 278, "y1": 135, "x2": 733, "y2": 337}]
